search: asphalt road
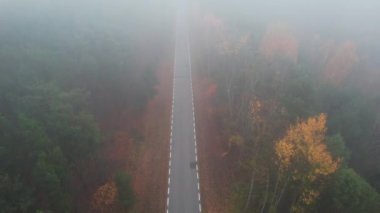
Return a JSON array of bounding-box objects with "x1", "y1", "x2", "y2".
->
[{"x1": 166, "y1": 3, "x2": 202, "y2": 213}]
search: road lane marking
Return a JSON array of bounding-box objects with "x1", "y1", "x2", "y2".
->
[
  {"x1": 167, "y1": 16, "x2": 202, "y2": 213},
  {"x1": 166, "y1": 27, "x2": 177, "y2": 213},
  {"x1": 188, "y1": 31, "x2": 202, "y2": 213}
]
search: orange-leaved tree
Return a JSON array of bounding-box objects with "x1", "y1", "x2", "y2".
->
[
  {"x1": 91, "y1": 181, "x2": 117, "y2": 213},
  {"x1": 273, "y1": 113, "x2": 340, "y2": 212}
]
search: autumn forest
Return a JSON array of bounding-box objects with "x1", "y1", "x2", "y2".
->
[
  {"x1": 191, "y1": 0, "x2": 380, "y2": 212},
  {"x1": 1, "y1": 0, "x2": 380, "y2": 213}
]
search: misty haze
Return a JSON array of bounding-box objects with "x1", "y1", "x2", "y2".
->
[{"x1": 0, "y1": 0, "x2": 380, "y2": 212}]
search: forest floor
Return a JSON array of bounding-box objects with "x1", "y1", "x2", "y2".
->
[
  {"x1": 131, "y1": 60, "x2": 172, "y2": 213},
  {"x1": 193, "y1": 72, "x2": 233, "y2": 213},
  {"x1": 101, "y1": 56, "x2": 173, "y2": 212}
]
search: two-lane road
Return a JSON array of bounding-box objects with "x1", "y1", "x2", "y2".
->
[{"x1": 166, "y1": 2, "x2": 201, "y2": 213}]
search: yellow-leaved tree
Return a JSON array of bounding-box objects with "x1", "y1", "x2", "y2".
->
[
  {"x1": 273, "y1": 113, "x2": 340, "y2": 212},
  {"x1": 91, "y1": 181, "x2": 117, "y2": 213}
]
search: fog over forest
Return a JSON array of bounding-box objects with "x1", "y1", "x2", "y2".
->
[
  {"x1": 0, "y1": 0, "x2": 379, "y2": 212},
  {"x1": 191, "y1": 0, "x2": 380, "y2": 212}
]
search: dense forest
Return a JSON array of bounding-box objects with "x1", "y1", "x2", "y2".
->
[
  {"x1": 1, "y1": 0, "x2": 380, "y2": 212},
  {"x1": 0, "y1": 1, "x2": 174, "y2": 212},
  {"x1": 191, "y1": 0, "x2": 380, "y2": 212}
]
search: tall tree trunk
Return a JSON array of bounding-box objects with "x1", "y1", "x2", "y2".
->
[
  {"x1": 260, "y1": 175, "x2": 270, "y2": 213},
  {"x1": 270, "y1": 172, "x2": 281, "y2": 206},
  {"x1": 244, "y1": 170, "x2": 255, "y2": 212},
  {"x1": 274, "y1": 175, "x2": 290, "y2": 208}
]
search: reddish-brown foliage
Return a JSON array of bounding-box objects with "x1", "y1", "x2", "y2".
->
[
  {"x1": 324, "y1": 41, "x2": 358, "y2": 85},
  {"x1": 260, "y1": 22, "x2": 298, "y2": 62},
  {"x1": 97, "y1": 46, "x2": 174, "y2": 213},
  {"x1": 194, "y1": 73, "x2": 233, "y2": 213},
  {"x1": 131, "y1": 59, "x2": 172, "y2": 213}
]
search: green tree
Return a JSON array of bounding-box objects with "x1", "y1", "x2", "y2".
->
[
  {"x1": 114, "y1": 171, "x2": 134, "y2": 210},
  {"x1": 0, "y1": 174, "x2": 33, "y2": 213},
  {"x1": 326, "y1": 134, "x2": 350, "y2": 165},
  {"x1": 318, "y1": 168, "x2": 380, "y2": 213}
]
